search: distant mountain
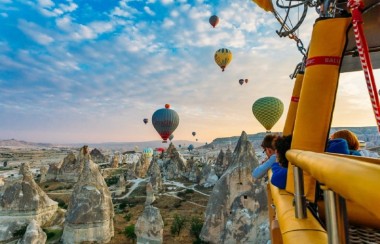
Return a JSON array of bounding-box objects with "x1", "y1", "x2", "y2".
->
[
  {"x1": 0, "y1": 139, "x2": 203, "y2": 151},
  {"x1": 205, "y1": 126, "x2": 380, "y2": 150},
  {"x1": 1, "y1": 126, "x2": 379, "y2": 150},
  {"x1": 0, "y1": 139, "x2": 54, "y2": 148}
]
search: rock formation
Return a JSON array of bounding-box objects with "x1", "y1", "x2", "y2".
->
[
  {"x1": 115, "y1": 174, "x2": 126, "y2": 196},
  {"x1": 39, "y1": 166, "x2": 48, "y2": 183},
  {"x1": 214, "y1": 148, "x2": 232, "y2": 178},
  {"x1": 110, "y1": 153, "x2": 120, "y2": 168},
  {"x1": 135, "y1": 154, "x2": 150, "y2": 178},
  {"x1": 135, "y1": 183, "x2": 164, "y2": 243},
  {"x1": 46, "y1": 151, "x2": 84, "y2": 182},
  {"x1": 145, "y1": 182, "x2": 156, "y2": 205},
  {"x1": 90, "y1": 148, "x2": 106, "y2": 164},
  {"x1": 61, "y1": 146, "x2": 114, "y2": 244},
  {"x1": 162, "y1": 144, "x2": 186, "y2": 180},
  {"x1": 0, "y1": 163, "x2": 58, "y2": 242},
  {"x1": 147, "y1": 158, "x2": 163, "y2": 193},
  {"x1": 200, "y1": 131, "x2": 269, "y2": 243},
  {"x1": 17, "y1": 220, "x2": 47, "y2": 244}
]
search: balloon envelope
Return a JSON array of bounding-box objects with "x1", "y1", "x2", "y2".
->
[
  {"x1": 143, "y1": 118, "x2": 148, "y2": 124},
  {"x1": 188, "y1": 144, "x2": 194, "y2": 151},
  {"x1": 209, "y1": 15, "x2": 219, "y2": 28},
  {"x1": 245, "y1": 79, "x2": 248, "y2": 83},
  {"x1": 143, "y1": 148, "x2": 153, "y2": 157},
  {"x1": 239, "y1": 79, "x2": 244, "y2": 85},
  {"x1": 252, "y1": 97, "x2": 284, "y2": 131},
  {"x1": 152, "y1": 105, "x2": 179, "y2": 143},
  {"x1": 215, "y1": 48, "x2": 232, "y2": 72},
  {"x1": 192, "y1": 132, "x2": 196, "y2": 136}
]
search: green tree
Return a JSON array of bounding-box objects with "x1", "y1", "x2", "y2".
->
[
  {"x1": 124, "y1": 224, "x2": 136, "y2": 241},
  {"x1": 171, "y1": 214, "x2": 186, "y2": 236},
  {"x1": 190, "y1": 216, "x2": 208, "y2": 244}
]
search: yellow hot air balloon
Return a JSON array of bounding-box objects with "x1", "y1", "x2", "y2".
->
[
  {"x1": 251, "y1": 0, "x2": 274, "y2": 12},
  {"x1": 214, "y1": 48, "x2": 232, "y2": 72},
  {"x1": 252, "y1": 96, "x2": 284, "y2": 132}
]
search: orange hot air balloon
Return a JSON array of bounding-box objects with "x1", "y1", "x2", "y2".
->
[
  {"x1": 245, "y1": 79, "x2": 248, "y2": 83},
  {"x1": 209, "y1": 15, "x2": 219, "y2": 28},
  {"x1": 165, "y1": 104, "x2": 170, "y2": 109}
]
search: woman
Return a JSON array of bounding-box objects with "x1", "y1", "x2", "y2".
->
[
  {"x1": 330, "y1": 129, "x2": 361, "y2": 156},
  {"x1": 252, "y1": 134, "x2": 278, "y2": 179},
  {"x1": 271, "y1": 135, "x2": 292, "y2": 189}
]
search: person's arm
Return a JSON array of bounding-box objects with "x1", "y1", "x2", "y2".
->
[
  {"x1": 270, "y1": 162, "x2": 288, "y2": 189},
  {"x1": 252, "y1": 154, "x2": 276, "y2": 179}
]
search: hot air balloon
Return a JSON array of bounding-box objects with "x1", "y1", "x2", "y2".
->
[
  {"x1": 188, "y1": 144, "x2": 194, "y2": 151},
  {"x1": 252, "y1": 96, "x2": 284, "y2": 132},
  {"x1": 239, "y1": 79, "x2": 244, "y2": 85},
  {"x1": 245, "y1": 79, "x2": 248, "y2": 83},
  {"x1": 192, "y1": 132, "x2": 196, "y2": 136},
  {"x1": 152, "y1": 104, "x2": 179, "y2": 143},
  {"x1": 209, "y1": 15, "x2": 219, "y2": 28},
  {"x1": 169, "y1": 134, "x2": 174, "y2": 141},
  {"x1": 196, "y1": 139, "x2": 198, "y2": 141},
  {"x1": 143, "y1": 148, "x2": 153, "y2": 158},
  {"x1": 215, "y1": 48, "x2": 232, "y2": 72},
  {"x1": 143, "y1": 118, "x2": 148, "y2": 124}
]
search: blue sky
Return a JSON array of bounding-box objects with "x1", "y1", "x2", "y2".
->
[{"x1": 0, "y1": 0, "x2": 378, "y2": 143}]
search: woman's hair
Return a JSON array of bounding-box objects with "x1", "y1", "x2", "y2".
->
[
  {"x1": 275, "y1": 135, "x2": 293, "y2": 168},
  {"x1": 330, "y1": 130, "x2": 360, "y2": 150},
  {"x1": 261, "y1": 134, "x2": 278, "y2": 149}
]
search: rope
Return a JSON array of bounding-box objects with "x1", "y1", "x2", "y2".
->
[{"x1": 348, "y1": 0, "x2": 380, "y2": 132}]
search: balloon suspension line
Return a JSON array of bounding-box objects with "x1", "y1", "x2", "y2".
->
[{"x1": 348, "y1": 0, "x2": 380, "y2": 132}]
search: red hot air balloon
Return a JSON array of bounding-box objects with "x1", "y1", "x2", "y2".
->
[
  {"x1": 152, "y1": 105, "x2": 179, "y2": 143},
  {"x1": 209, "y1": 15, "x2": 219, "y2": 28},
  {"x1": 143, "y1": 118, "x2": 148, "y2": 124},
  {"x1": 245, "y1": 79, "x2": 248, "y2": 83},
  {"x1": 239, "y1": 79, "x2": 244, "y2": 85}
]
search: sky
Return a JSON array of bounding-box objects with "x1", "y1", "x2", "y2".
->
[{"x1": 0, "y1": 0, "x2": 379, "y2": 144}]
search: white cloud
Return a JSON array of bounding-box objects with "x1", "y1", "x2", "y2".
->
[
  {"x1": 0, "y1": 12, "x2": 7, "y2": 17},
  {"x1": 59, "y1": 1, "x2": 78, "y2": 12},
  {"x1": 38, "y1": 0, "x2": 54, "y2": 8},
  {"x1": 161, "y1": 0, "x2": 174, "y2": 5},
  {"x1": 144, "y1": 6, "x2": 155, "y2": 16},
  {"x1": 90, "y1": 21, "x2": 114, "y2": 35},
  {"x1": 56, "y1": 16, "x2": 72, "y2": 31},
  {"x1": 71, "y1": 24, "x2": 96, "y2": 40},
  {"x1": 18, "y1": 20, "x2": 54, "y2": 45},
  {"x1": 162, "y1": 18, "x2": 175, "y2": 28}
]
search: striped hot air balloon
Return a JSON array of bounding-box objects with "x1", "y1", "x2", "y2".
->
[
  {"x1": 152, "y1": 104, "x2": 179, "y2": 143},
  {"x1": 143, "y1": 148, "x2": 153, "y2": 158},
  {"x1": 252, "y1": 97, "x2": 284, "y2": 132},
  {"x1": 214, "y1": 48, "x2": 232, "y2": 72}
]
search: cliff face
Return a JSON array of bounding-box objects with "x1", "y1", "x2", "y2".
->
[{"x1": 200, "y1": 131, "x2": 269, "y2": 243}]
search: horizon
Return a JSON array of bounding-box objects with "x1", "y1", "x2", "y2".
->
[{"x1": 1, "y1": 1, "x2": 378, "y2": 144}]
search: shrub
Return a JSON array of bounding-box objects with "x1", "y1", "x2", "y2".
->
[
  {"x1": 124, "y1": 225, "x2": 136, "y2": 241},
  {"x1": 185, "y1": 189, "x2": 194, "y2": 194},
  {"x1": 190, "y1": 216, "x2": 204, "y2": 242},
  {"x1": 12, "y1": 225, "x2": 27, "y2": 237},
  {"x1": 56, "y1": 199, "x2": 68, "y2": 209},
  {"x1": 171, "y1": 214, "x2": 186, "y2": 236},
  {"x1": 124, "y1": 213, "x2": 132, "y2": 221},
  {"x1": 105, "y1": 176, "x2": 119, "y2": 186}
]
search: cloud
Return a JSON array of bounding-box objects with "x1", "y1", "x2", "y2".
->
[
  {"x1": 18, "y1": 20, "x2": 54, "y2": 45},
  {"x1": 37, "y1": 0, "x2": 78, "y2": 17},
  {"x1": 144, "y1": 6, "x2": 155, "y2": 16}
]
